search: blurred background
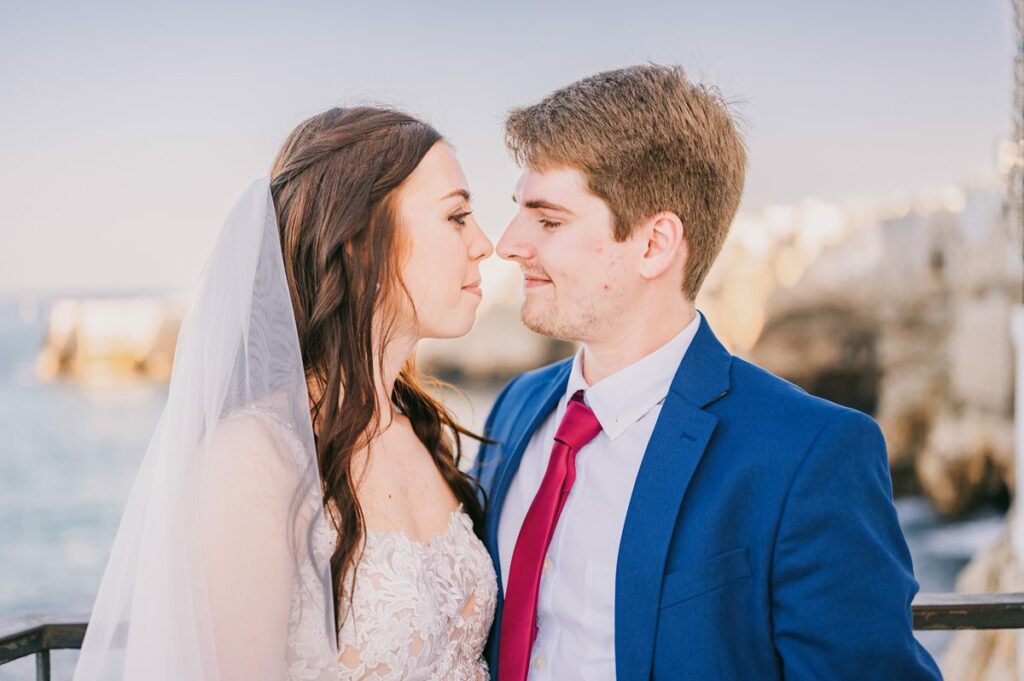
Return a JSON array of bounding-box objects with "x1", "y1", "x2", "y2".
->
[{"x1": 2, "y1": 0, "x2": 1021, "y2": 678}]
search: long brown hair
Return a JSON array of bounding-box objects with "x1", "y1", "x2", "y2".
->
[{"x1": 268, "y1": 106, "x2": 486, "y2": 631}]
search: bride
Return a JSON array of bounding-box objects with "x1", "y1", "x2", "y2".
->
[{"x1": 72, "y1": 107, "x2": 498, "y2": 680}]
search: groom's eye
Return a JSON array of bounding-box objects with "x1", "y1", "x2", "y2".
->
[{"x1": 539, "y1": 219, "x2": 561, "y2": 230}]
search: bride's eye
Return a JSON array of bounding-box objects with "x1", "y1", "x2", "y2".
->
[
  {"x1": 539, "y1": 219, "x2": 561, "y2": 230},
  {"x1": 450, "y1": 211, "x2": 472, "y2": 227}
]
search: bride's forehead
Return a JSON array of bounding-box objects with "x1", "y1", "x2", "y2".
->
[{"x1": 404, "y1": 143, "x2": 467, "y2": 197}]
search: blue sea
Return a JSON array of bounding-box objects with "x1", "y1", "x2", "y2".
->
[{"x1": 0, "y1": 297, "x2": 1007, "y2": 679}]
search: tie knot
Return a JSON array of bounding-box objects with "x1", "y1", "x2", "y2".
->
[{"x1": 554, "y1": 390, "x2": 602, "y2": 451}]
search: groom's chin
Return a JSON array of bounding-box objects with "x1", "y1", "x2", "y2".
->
[{"x1": 520, "y1": 306, "x2": 569, "y2": 342}]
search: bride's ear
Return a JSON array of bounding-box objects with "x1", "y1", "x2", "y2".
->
[{"x1": 637, "y1": 211, "x2": 686, "y2": 281}]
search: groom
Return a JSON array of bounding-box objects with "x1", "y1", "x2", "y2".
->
[{"x1": 472, "y1": 65, "x2": 942, "y2": 680}]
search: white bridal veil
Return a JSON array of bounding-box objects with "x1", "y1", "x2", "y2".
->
[{"x1": 73, "y1": 178, "x2": 339, "y2": 680}]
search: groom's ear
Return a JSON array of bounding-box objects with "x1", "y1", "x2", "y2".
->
[{"x1": 636, "y1": 211, "x2": 687, "y2": 282}]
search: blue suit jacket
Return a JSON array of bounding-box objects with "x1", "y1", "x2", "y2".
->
[{"x1": 472, "y1": 314, "x2": 942, "y2": 680}]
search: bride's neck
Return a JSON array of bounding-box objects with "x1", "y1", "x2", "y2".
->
[{"x1": 374, "y1": 330, "x2": 417, "y2": 427}]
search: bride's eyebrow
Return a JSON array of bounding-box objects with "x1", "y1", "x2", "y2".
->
[{"x1": 440, "y1": 188, "x2": 471, "y2": 203}]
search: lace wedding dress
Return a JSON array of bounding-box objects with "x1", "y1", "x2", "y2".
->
[{"x1": 241, "y1": 405, "x2": 498, "y2": 681}]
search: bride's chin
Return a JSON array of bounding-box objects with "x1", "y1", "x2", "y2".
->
[
  {"x1": 461, "y1": 311, "x2": 482, "y2": 335},
  {"x1": 454, "y1": 316, "x2": 478, "y2": 338},
  {"x1": 425, "y1": 313, "x2": 478, "y2": 340}
]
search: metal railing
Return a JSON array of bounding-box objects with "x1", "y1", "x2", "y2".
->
[
  {"x1": 2, "y1": 593, "x2": 1024, "y2": 680},
  {"x1": 0, "y1": 613, "x2": 87, "y2": 681}
]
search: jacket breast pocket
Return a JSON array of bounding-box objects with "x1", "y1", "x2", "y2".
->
[{"x1": 658, "y1": 546, "x2": 752, "y2": 610}]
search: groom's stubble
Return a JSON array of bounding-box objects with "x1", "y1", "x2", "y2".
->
[{"x1": 518, "y1": 269, "x2": 628, "y2": 345}]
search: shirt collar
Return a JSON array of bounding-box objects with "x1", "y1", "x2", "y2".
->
[{"x1": 564, "y1": 310, "x2": 702, "y2": 441}]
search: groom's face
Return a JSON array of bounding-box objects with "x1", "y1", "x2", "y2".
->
[{"x1": 497, "y1": 166, "x2": 632, "y2": 342}]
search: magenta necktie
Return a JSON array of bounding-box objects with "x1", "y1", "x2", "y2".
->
[{"x1": 499, "y1": 390, "x2": 603, "y2": 681}]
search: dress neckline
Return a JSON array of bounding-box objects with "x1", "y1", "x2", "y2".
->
[{"x1": 362, "y1": 502, "x2": 466, "y2": 550}]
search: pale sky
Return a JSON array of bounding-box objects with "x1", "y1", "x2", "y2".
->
[{"x1": 0, "y1": 0, "x2": 1013, "y2": 296}]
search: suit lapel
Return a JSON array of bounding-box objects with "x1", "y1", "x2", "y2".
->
[
  {"x1": 614, "y1": 313, "x2": 733, "y2": 681},
  {"x1": 484, "y1": 360, "x2": 572, "y2": 585}
]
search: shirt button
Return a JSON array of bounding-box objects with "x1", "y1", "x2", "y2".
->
[
  {"x1": 533, "y1": 655, "x2": 545, "y2": 670},
  {"x1": 542, "y1": 558, "x2": 553, "y2": 574}
]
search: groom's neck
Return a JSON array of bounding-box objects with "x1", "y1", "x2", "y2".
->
[{"x1": 579, "y1": 299, "x2": 696, "y2": 386}]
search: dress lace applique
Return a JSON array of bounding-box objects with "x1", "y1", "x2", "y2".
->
[{"x1": 331, "y1": 506, "x2": 496, "y2": 680}]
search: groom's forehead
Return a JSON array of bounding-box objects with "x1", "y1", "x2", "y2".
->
[{"x1": 513, "y1": 167, "x2": 589, "y2": 203}]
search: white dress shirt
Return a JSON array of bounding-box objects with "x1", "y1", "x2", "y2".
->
[{"x1": 497, "y1": 311, "x2": 702, "y2": 681}]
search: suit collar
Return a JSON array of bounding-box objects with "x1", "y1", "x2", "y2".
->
[{"x1": 669, "y1": 309, "x2": 732, "y2": 408}]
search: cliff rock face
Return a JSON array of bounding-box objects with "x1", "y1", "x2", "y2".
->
[
  {"x1": 732, "y1": 189, "x2": 1018, "y2": 514},
  {"x1": 897, "y1": 192, "x2": 1017, "y2": 515}
]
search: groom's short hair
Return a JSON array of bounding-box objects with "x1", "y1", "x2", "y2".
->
[{"x1": 505, "y1": 63, "x2": 747, "y2": 299}]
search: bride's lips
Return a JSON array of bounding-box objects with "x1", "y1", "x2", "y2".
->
[
  {"x1": 462, "y1": 281, "x2": 483, "y2": 297},
  {"x1": 524, "y1": 275, "x2": 552, "y2": 289}
]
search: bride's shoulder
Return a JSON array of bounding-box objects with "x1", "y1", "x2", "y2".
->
[{"x1": 199, "y1": 401, "x2": 310, "y2": 496}]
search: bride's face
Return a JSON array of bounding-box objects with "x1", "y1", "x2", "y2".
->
[{"x1": 393, "y1": 142, "x2": 493, "y2": 339}]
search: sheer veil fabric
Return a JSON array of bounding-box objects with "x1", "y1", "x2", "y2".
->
[{"x1": 73, "y1": 178, "x2": 340, "y2": 680}]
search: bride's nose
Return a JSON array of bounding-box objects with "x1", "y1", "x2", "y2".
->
[{"x1": 469, "y1": 227, "x2": 494, "y2": 262}]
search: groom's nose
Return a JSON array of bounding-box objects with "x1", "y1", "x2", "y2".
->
[{"x1": 496, "y1": 213, "x2": 533, "y2": 262}]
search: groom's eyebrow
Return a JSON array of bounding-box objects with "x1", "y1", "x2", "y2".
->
[{"x1": 512, "y1": 195, "x2": 575, "y2": 215}]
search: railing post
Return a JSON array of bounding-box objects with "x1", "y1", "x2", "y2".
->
[{"x1": 35, "y1": 649, "x2": 50, "y2": 681}]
